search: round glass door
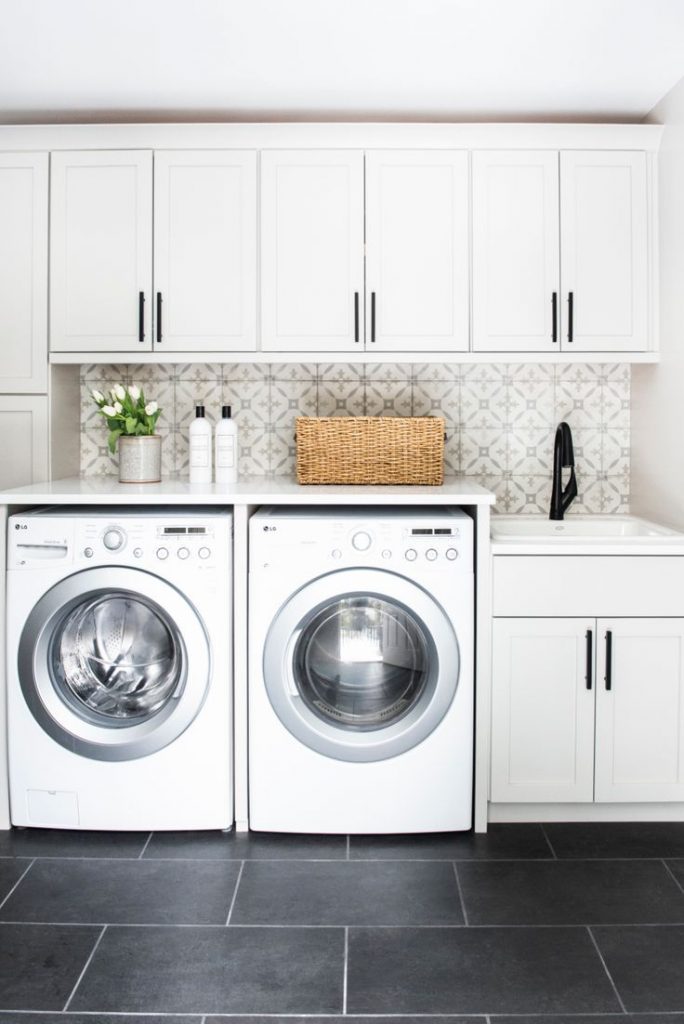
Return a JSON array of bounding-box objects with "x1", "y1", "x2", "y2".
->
[
  {"x1": 18, "y1": 567, "x2": 210, "y2": 762},
  {"x1": 293, "y1": 596, "x2": 430, "y2": 730},
  {"x1": 263, "y1": 568, "x2": 460, "y2": 763}
]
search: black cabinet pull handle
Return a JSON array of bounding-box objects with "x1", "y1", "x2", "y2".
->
[
  {"x1": 605, "y1": 630, "x2": 613, "y2": 691},
  {"x1": 156, "y1": 292, "x2": 162, "y2": 344},
  {"x1": 371, "y1": 292, "x2": 376, "y2": 343},
  {"x1": 568, "y1": 291, "x2": 574, "y2": 343},
  {"x1": 585, "y1": 629, "x2": 593, "y2": 690},
  {"x1": 552, "y1": 292, "x2": 558, "y2": 344},
  {"x1": 138, "y1": 291, "x2": 145, "y2": 343},
  {"x1": 354, "y1": 292, "x2": 359, "y2": 343}
]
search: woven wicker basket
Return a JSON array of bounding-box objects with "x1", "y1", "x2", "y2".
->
[{"x1": 295, "y1": 416, "x2": 445, "y2": 485}]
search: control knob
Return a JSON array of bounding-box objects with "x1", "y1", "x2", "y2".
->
[
  {"x1": 102, "y1": 527, "x2": 125, "y2": 551},
  {"x1": 405, "y1": 548, "x2": 418, "y2": 561},
  {"x1": 351, "y1": 531, "x2": 372, "y2": 551}
]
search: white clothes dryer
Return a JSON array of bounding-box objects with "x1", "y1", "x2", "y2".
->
[
  {"x1": 249, "y1": 506, "x2": 474, "y2": 834},
  {"x1": 7, "y1": 507, "x2": 233, "y2": 831}
]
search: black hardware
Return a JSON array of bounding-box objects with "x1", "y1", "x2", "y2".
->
[
  {"x1": 156, "y1": 292, "x2": 162, "y2": 344},
  {"x1": 354, "y1": 292, "x2": 359, "y2": 343},
  {"x1": 585, "y1": 629, "x2": 593, "y2": 690},
  {"x1": 568, "y1": 291, "x2": 574, "y2": 343},
  {"x1": 552, "y1": 292, "x2": 558, "y2": 344},
  {"x1": 371, "y1": 292, "x2": 376, "y2": 343},
  {"x1": 605, "y1": 630, "x2": 613, "y2": 691},
  {"x1": 549, "y1": 421, "x2": 578, "y2": 520},
  {"x1": 138, "y1": 291, "x2": 145, "y2": 343}
]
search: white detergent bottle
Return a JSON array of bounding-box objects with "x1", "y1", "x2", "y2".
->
[
  {"x1": 215, "y1": 405, "x2": 238, "y2": 484},
  {"x1": 189, "y1": 405, "x2": 212, "y2": 484}
]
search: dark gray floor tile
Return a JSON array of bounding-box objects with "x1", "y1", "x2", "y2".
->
[
  {"x1": 0, "y1": 1017, "x2": 197, "y2": 1023},
  {"x1": 492, "y1": 1017, "x2": 684, "y2": 1024},
  {"x1": 0, "y1": 922, "x2": 100, "y2": 1010},
  {"x1": 69, "y1": 924, "x2": 344, "y2": 1013},
  {"x1": 347, "y1": 926, "x2": 621, "y2": 1014},
  {"x1": 0, "y1": 827, "x2": 149, "y2": 859},
  {"x1": 231, "y1": 860, "x2": 464, "y2": 925},
  {"x1": 0, "y1": 857, "x2": 241, "y2": 925},
  {"x1": 593, "y1": 924, "x2": 684, "y2": 1011},
  {"x1": 207, "y1": 1018, "x2": 485, "y2": 1024},
  {"x1": 546, "y1": 822, "x2": 684, "y2": 859},
  {"x1": 144, "y1": 829, "x2": 347, "y2": 860},
  {"x1": 458, "y1": 859, "x2": 684, "y2": 924},
  {"x1": 349, "y1": 824, "x2": 552, "y2": 860},
  {"x1": 0, "y1": 858, "x2": 32, "y2": 903}
]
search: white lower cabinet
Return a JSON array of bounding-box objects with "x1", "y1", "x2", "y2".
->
[
  {"x1": 492, "y1": 615, "x2": 684, "y2": 804},
  {"x1": 0, "y1": 395, "x2": 48, "y2": 490}
]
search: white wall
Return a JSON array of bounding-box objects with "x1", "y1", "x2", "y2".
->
[{"x1": 632, "y1": 76, "x2": 684, "y2": 529}]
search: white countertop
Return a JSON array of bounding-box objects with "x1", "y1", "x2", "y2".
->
[{"x1": 0, "y1": 475, "x2": 496, "y2": 507}]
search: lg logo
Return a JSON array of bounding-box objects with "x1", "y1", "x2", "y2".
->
[
  {"x1": 14, "y1": 523, "x2": 27, "y2": 530},
  {"x1": 262, "y1": 525, "x2": 277, "y2": 532}
]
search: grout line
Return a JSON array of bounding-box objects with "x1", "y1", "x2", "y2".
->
[
  {"x1": 586, "y1": 925, "x2": 628, "y2": 1015},
  {"x1": 9, "y1": 852, "x2": 683, "y2": 864},
  {"x1": 662, "y1": 858, "x2": 684, "y2": 896},
  {"x1": 138, "y1": 832, "x2": 153, "y2": 860},
  {"x1": 63, "y1": 924, "x2": 107, "y2": 1011},
  {"x1": 0, "y1": 858, "x2": 35, "y2": 912},
  {"x1": 225, "y1": 860, "x2": 245, "y2": 925},
  {"x1": 342, "y1": 925, "x2": 349, "y2": 1014},
  {"x1": 452, "y1": 862, "x2": 469, "y2": 926},
  {"x1": 539, "y1": 824, "x2": 558, "y2": 859},
  {"x1": 9, "y1": 919, "x2": 684, "y2": 930}
]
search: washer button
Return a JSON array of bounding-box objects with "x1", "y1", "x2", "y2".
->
[
  {"x1": 426, "y1": 548, "x2": 438, "y2": 561},
  {"x1": 446, "y1": 547, "x2": 459, "y2": 560},
  {"x1": 103, "y1": 528, "x2": 124, "y2": 551},
  {"x1": 381, "y1": 549, "x2": 392, "y2": 559},
  {"x1": 156, "y1": 547, "x2": 169, "y2": 560},
  {"x1": 198, "y1": 546, "x2": 211, "y2": 560},
  {"x1": 84, "y1": 547, "x2": 93, "y2": 558},
  {"x1": 332, "y1": 548, "x2": 342, "y2": 559},
  {"x1": 405, "y1": 548, "x2": 417, "y2": 561},
  {"x1": 352, "y1": 531, "x2": 372, "y2": 551},
  {"x1": 133, "y1": 547, "x2": 143, "y2": 558},
  {"x1": 178, "y1": 546, "x2": 190, "y2": 560}
]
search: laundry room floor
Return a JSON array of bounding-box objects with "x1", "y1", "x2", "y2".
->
[{"x1": 1, "y1": 823, "x2": 684, "y2": 1020}]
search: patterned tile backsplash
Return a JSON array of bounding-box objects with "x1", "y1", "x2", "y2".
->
[{"x1": 80, "y1": 362, "x2": 630, "y2": 514}]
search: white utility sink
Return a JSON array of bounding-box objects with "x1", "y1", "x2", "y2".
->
[{"x1": 491, "y1": 514, "x2": 683, "y2": 542}]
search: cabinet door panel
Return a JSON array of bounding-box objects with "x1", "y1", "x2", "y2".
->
[
  {"x1": 365, "y1": 151, "x2": 468, "y2": 352},
  {"x1": 154, "y1": 151, "x2": 256, "y2": 352},
  {"x1": 0, "y1": 396, "x2": 48, "y2": 490},
  {"x1": 472, "y1": 151, "x2": 559, "y2": 353},
  {"x1": 0, "y1": 154, "x2": 48, "y2": 391},
  {"x1": 51, "y1": 151, "x2": 152, "y2": 352},
  {"x1": 560, "y1": 151, "x2": 648, "y2": 352},
  {"x1": 595, "y1": 619, "x2": 684, "y2": 801},
  {"x1": 491, "y1": 618, "x2": 595, "y2": 802},
  {"x1": 261, "y1": 151, "x2": 364, "y2": 352}
]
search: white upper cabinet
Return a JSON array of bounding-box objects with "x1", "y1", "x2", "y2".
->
[
  {"x1": 560, "y1": 151, "x2": 649, "y2": 352},
  {"x1": 0, "y1": 395, "x2": 48, "y2": 490},
  {"x1": 260, "y1": 151, "x2": 364, "y2": 352},
  {"x1": 153, "y1": 151, "x2": 257, "y2": 352},
  {"x1": 472, "y1": 151, "x2": 560, "y2": 354},
  {"x1": 365, "y1": 151, "x2": 469, "y2": 352},
  {"x1": 51, "y1": 151, "x2": 153, "y2": 353},
  {"x1": 594, "y1": 619, "x2": 684, "y2": 802},
  {"x1": 0, "y1": 153, "x2": 48, "y2": 391}
]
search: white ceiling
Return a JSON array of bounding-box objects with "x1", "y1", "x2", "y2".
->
[{"x1": 2, "y1": 0, "x2": 684, "y2": 123}]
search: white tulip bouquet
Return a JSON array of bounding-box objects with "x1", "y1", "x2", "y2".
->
[{"x1": 91, "y1": 384, "x2": 162, "y2": 454}]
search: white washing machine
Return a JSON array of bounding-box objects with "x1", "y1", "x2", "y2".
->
[
  {"x1": 249, "y1": 506, "x2": 474, "y2": 834},
  {"x1": 7, "y1": 507, "x2": 233, "y2": 831}
]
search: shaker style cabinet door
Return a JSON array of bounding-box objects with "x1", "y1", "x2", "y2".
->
[
  {"x1": 260, "y1": 151, "x2": 364, "y2": 352},
  {"x1": 0, "y1": 395, "x2": 48, "y2": 490},
  {"x1": 560, "y1": 151, "x2": 649, "y2": 352},
  {"x1": 50, "y1": 151, "x2": 153, "y2": 353},
  {"x1": 153, "y1": 151, "x2": 257, "y2": 352},
  {"x1": 594, "y1": 619, "x2": 684, "y2": 802},
  {"x1": 365, "y1": 151, "x2": 469, "y2": 352},
  {"x1": 0, "y1": 154, "x2": 48, "y2": 391},
  {"x1": 491, "y1": 617, "x2": 595, "y2": 803},
  {"x1": 472, "y1": 151, "x2": 560, "y2": 353}
]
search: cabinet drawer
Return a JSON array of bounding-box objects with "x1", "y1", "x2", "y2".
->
[{"x1": 493, "y1": 556, "x2": 684, "y2": 617}]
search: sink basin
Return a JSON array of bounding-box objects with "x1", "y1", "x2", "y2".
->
[{"x1": 491, "y1": 514, "x2": 683, "y2": 542}]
